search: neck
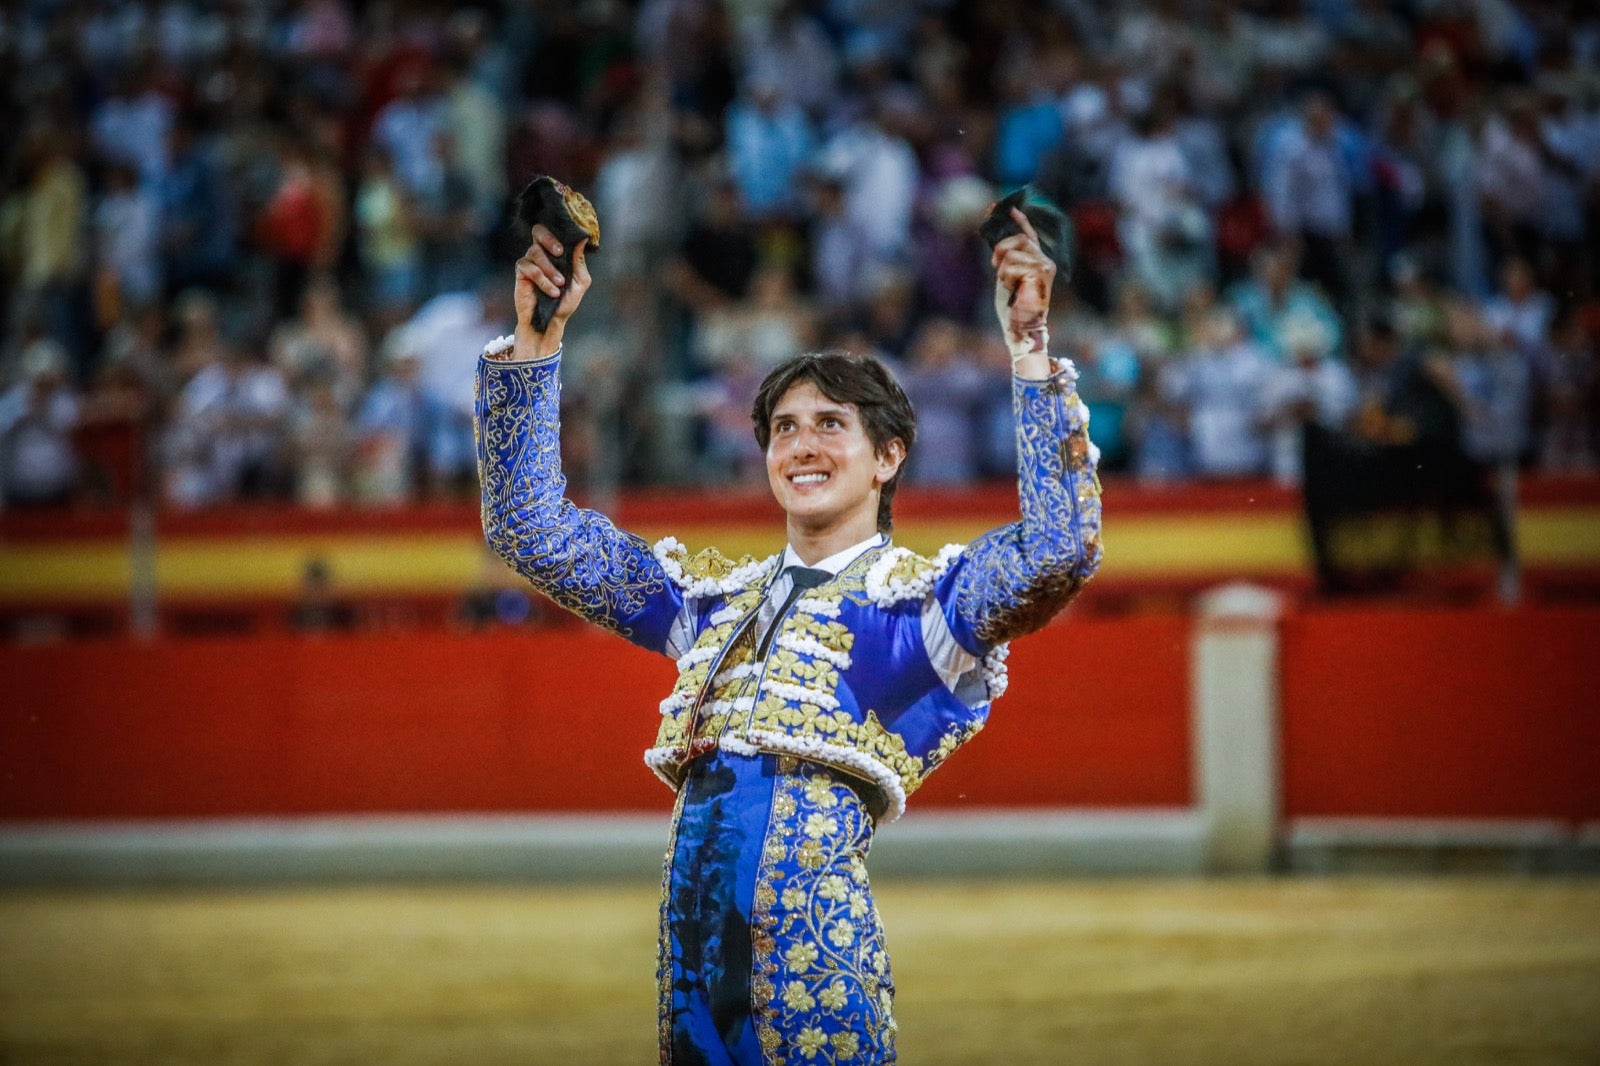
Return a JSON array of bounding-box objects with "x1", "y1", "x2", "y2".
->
[{"x1": 785, "y1": 513, "x2": 882, "y2": 565}]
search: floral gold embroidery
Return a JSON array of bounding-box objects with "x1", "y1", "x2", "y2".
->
[{"x1": 751, "y1": 762, "x2": 895, "y2": 1065}]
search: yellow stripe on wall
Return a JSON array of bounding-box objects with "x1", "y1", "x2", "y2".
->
[{"x1": 1, "y1": 508, "x2": 1594, "y2": 602}]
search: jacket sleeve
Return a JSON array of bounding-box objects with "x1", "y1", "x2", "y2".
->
[
  {"x1": 476, "y1": 348, "x2": 685, "y2": 653},
  {"x1": 939, "y1": 357, "x2": 1104, "y2": 649}
]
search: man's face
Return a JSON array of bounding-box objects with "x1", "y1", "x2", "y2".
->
[{"x1": 765, "y1": 381, "x2": 902, "y2": 536}]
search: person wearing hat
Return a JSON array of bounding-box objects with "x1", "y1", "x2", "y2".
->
[{"x1": 475, "y1": 195, "x2": 1101, "y2": 1063}]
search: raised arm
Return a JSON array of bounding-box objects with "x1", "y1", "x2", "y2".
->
[
  {"x1": 943, "y1": 209, "x2": 1104, "y2": 648},
  {"x1": 476, "y1": 227, "x2": 684, "y2": 651}
]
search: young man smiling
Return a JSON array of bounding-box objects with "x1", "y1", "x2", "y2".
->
[{"x1": 476, "y1": 207, "x2": 1101, "y2": 1065}]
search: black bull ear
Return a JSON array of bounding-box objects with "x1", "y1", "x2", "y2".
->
[
  {"x1": 513, "y1": 176, "x2": 601, "y2": 332},
  {"x1": 978, "y1": 185, "x2": 1073, "y2": 282}
]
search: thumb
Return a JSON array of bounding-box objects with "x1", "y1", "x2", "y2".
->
[{"x1": 572, "y1": 238, "x2": 591, "y2": 286}]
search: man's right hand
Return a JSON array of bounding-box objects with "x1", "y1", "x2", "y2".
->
[{"x1": 512, "y1": 224, "x2": 591, "y2": 361}]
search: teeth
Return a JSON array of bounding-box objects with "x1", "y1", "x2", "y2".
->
[{"x1": 792, "y1": 473, "x2": 828, "y2": 485}]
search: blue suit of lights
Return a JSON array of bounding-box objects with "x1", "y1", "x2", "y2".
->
[{"x1": 477, "y1": 344, "x2": 1101, "y2": 1064}]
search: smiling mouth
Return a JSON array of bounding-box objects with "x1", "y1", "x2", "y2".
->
[{"x1": 789, "y1": 473, "x2": 830, "y2": 486}]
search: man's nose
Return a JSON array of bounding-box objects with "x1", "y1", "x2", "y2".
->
[{"x1": 791, "y1": 425, "x2": 820, "y2": 455}]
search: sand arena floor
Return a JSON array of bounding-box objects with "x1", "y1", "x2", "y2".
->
[{"x1": 2, "y1": 878, "x2": 1597, "y2": 1065}]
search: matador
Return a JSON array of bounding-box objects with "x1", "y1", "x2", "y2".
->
[{"x1": 475, "y1": 192, "x2": 1102, "y2": 1065}]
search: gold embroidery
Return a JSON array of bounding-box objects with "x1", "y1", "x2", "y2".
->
[{"x1": 750, "y1": 762, "x2": 895, "y2": 1065}]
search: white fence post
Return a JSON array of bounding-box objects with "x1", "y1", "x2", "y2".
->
[{"x1": 1193, "y1": 583, "x2": 1285, "y2": 873}]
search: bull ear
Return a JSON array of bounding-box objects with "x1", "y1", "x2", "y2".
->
[
  {"x1": 978, "y1": 184, "x2": 1073, "y2": 282},
  {"x1": 513, "y1": 175, "x2": 601, "y2": 331}
]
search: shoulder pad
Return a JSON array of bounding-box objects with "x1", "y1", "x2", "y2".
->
[
  {"x1": 654, "y1": 536, "x2": 778, "y2": 597},
  {"x1": 864, "y1": 543, "x2": 964, "y2": 606}
]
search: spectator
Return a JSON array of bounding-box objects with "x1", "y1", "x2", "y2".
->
[
  {"x1": 817, "y1": 96, "x2": 920, "y2": 272},
  {"x1": 163, "y1": 342, "x2": 291, "y2": 508},
  {"x1": 92, "y1": 161, "x2": 163, "y2": 323},
  {"x1": 1389, "y1": 254, "x2": 1450, "y2": 348},
  {"x1": 1479, "y1": 257, "x2": 1554, "y2": 359},
  {"x1": 857, "y1": 267, "x2": 919, "y2": 362},
  {"x1": 353, "y1": 346, "x2": 441, "y2": 504},
  {"x1": 697, "y1": 350, "x2": 768, "y2": 484},
  {"x1": 900, "y1": 318, "x2": 987, "y2": 485},
  {"x1": 724, "y1": 74, "x2": 817, "y2": 222},
  {"x1": 159, "y1": 115, "x2": 236, "y2": 298},
  {"x1": 287, "y1": 373, "x2": 351, "y2": 509},
  {"x1": 803, "y1": 170, "x2": 873, "y2": 321},
  {"x1": 388, "y1": 282, "x2": 511, "y2": 494},
  {"x1": 667, "y1": 178, "x2": 761, "y2": 312},
  {"x1": 1537, "y1": 314, "x2": 1598, "y2": 472},
  {"x1": 1443, "y1": 299, "x2": 1534, "y2": 466},
  {"x1": 2, "y1": 128, "x2": 89, "y2": 374},
  {"x1": 1369, "y1": 86, "x2": 1439, "y2": 280},
  {"x1": 1, "y1": 0, "x2": 1597, "y2": 510},
  {"x1": 412, "y1": 130, "x2": 488, "y2": 298},
  {"x1": 288, "y1": 557, "x2": 356, "y2": 632},
  {"x1": 697, "y1": 262, "x2": 815, "y2": 374},
  {"x1": 1107, "y1": 280, "x2": 1178, "y2": 365},
  {"x1": 1109, "y1": 95, "x2": 1213, "y2": 312},
  {"x1": 1261, "y1": 91, "x2": 1358, "y2": 307},
  {"x1": 371, "y1": 62, "x2": 447, "y2": 201},
  {"x1": 740, "y1": 0, "x2": 838, "y2": 118},
  {"x1": 665, "y1": 178, "x2": 761, "y2": 373},
  {"x1": 1477, "y1": 93, "x2": 1548, "y2": 272},
  {"x1": 0, "y1": 339, "x2": 80, "y2": 508},
  {"x1": 441, "y1": 54, "x2": 507, "y2": 224},
  {"x1": 269, "y1": 274, "x2": 369, "y2": 411},
  {"x1": 591, "y1": 98, "x2": 686, "y2": 278},
  {"x1": 169, "y1": 290, "x2": 231, "y2": 385},
  {"x1": 1164, "y1": 308, "x2": 1275, "y2": 478},
  {"x1": 1228, "y1": 242, "x2": 1343, "y2": 362},
  {"x1": 913, "y1": 175, "x2": 993, "y2": 323},
  {"x1": 354, "y1": 149, "x2": 422, "y2": 326},
  {"x1": 992, "y1": 50, "x2": 1066, "y2": 189},
  {"x1": 1071, "y1": 324, "x2": 1142, "y2": 474},
  {"x1": 89, "y1": 63, "x2": 174, "y2": 189},
  {"x1": 253, "y1": 135, "x2": 341, "y2": 319},
  {"x1": 1260, "y1": 314, "x2": 1358, "y2": 485}
]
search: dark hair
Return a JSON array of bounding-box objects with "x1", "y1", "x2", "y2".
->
[{"x1": 751, "y1": 351, "x2": 917, "y2": 533}]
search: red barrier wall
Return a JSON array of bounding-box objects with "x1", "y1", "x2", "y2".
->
[
  {"x1": 8, "y1": 604, "x2": 1595, "y2": 824},
  {"x1": 0, "y1": 614, "x2": 1192, "y2": 820},
  {"x1": 1279, "y1": 604, "x2": 1600, "y2": 822}
]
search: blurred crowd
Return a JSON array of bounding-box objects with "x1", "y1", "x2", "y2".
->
[{"x1": 2, "y1": 0, "x2": 1599, "y2": 512}]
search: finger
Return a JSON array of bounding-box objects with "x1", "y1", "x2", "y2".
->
[
  {"x1": 522, "y1": 243, "x2": 564, "y2": 286},
  {"x1": 571, "y1": 238, "x2": 591, "y2": 290},
  {"x1": 1010, "y1": 206, "x2": 1040, "y2": 244},
  {"x1": 517, "y1": 255, "x2": 563, "y2": 298},
  {"x1": 993, "y1": 232, "x2": 1032, "y2": 256},
  {"x1": 531, "y1": 223, "x2": 564, "y2": 257},
  {"x1": 996, "y1": 255, "x2": 1054, "y2": 286}
]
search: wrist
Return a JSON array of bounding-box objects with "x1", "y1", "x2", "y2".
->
[
  {"x1": 1007, "y1": 322, "x2": 1049, "y2": 378},
  {"x1": 515, "y1": 320, "x2": 564, "y2": 362}
]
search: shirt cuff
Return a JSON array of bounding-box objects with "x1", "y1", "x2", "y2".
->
[
  {"x1": 481, "y1": 334, "x2": 560, "y2": 365},
  {"x1": 1014, "y1": 355, "x2": 1078, "y2": 384}
]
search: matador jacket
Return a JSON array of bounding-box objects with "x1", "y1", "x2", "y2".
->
[{"x1": 475, "y1": 344, "x2": 1103, "y2": 822}]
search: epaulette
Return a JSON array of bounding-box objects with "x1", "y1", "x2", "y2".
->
[
  {"x1": 864, "y1": 544, "x2": 965, "y2": 606},
  {"x1": 653, "y1": 536, "x2": 778, "y2": 598}
]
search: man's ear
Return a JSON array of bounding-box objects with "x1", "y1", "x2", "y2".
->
[{"x1": 875, "y1": 438, "x2": 906, "y2": 485}]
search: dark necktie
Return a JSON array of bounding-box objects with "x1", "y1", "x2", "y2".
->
[{"x1": 757, "y1": 566, "x2": 830, "y2": 657}]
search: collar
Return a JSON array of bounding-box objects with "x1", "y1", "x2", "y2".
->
[{"x1": 780, "y1": 532, "x2": 887, "y2": 577}]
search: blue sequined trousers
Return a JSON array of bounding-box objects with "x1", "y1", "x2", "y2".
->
[{"x1": 660, "y1": 750, "x2": 896, "y2": 1065}]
